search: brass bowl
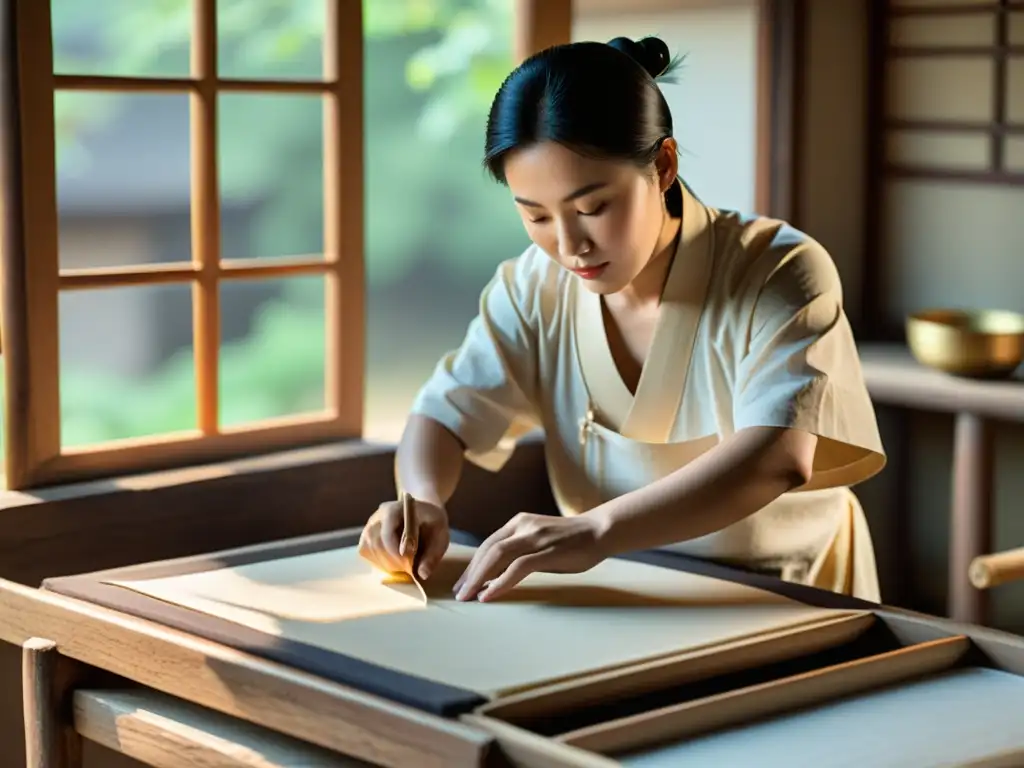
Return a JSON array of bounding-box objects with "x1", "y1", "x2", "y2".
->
[{"x1": 906, "y1": 308, "x2": 1024, "y2": 379}]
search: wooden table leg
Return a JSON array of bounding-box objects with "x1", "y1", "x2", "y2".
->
[
  {"x1": 949, "y1": 412, "x2": 994, "y2": 625},
  {"x1": 23, "y1": 637, "x2": 82, "y2": 768}
]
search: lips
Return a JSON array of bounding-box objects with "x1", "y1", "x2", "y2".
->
[{"x1": 571, "y1": 262, "x2": 609, "y2": 280}]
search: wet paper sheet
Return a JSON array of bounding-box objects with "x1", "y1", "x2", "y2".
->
[
  {"x1": 104, "y1": 543, "x2": 846, "y2": 698},
  {"x1": 381, "y1": 569, "x2": 428, "y2": 606}
]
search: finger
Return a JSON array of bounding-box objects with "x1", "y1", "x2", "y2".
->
[
  {"x1": 357, "y1": 532, "x2": 373, "y2": 565},
  {"x1": 453, "y1": 527, "x2": 512, "y2": 595},
  {"x1": 368, "y1": 536, "x2": 406, "y2": 576},
  {"x1": 357, "y1": 520, "x2": 380, "y2": 562},
  {"x1": 456, "y1": 536, "x2": 531, "y2": 601},
  {"x1": 378, "y1": 508, "x2": 404, "y2": 561},
  {"x1": 399, "y1": 494, "x2": 419, "y2": 562},
  {"x1": 417, "y1": 527, "x2": 449, "y2": 581},
  {"x1": 477, "y1": 551, "x2": 548, "y2": 602}
]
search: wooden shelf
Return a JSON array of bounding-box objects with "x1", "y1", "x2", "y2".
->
[{"x1": 859, "y1": 343, "x2": 1024, "y2": 423}]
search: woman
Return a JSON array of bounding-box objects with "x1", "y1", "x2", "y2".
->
[{"x1": 358, "y1": 35, "x2": 886, "y2": 604}]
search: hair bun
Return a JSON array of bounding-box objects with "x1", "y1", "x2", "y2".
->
[{"x1": 607, "y1": 35, "x2": 671, "y2": 79}]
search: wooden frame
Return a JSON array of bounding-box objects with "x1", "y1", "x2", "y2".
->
[
  {"x1": 11, "y1": 525, "x2": 1024, "y2": 767},
  {"x1": 882, "y1": 0, "x2": 1024, "y2": 185},
  {"x1": 0, "y1": 0, "x2": 365, "y2": 491},
  {"x1": 514, "y1": 0, "x2": 573, "y2": 63},
  {"x1": 755, "y1": 0, "x2": 805, "y2": 221},
  {"x1": 3, "y1": 578, "x2": 494, "y2": 767}
]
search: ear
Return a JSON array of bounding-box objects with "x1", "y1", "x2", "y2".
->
[{"x1": 654, "y1": 138, "x2": 679, "y2": 192}]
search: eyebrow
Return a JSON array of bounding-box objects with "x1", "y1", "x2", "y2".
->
[{"x1": 514, "y1": 182, "x2": 608, "y2": 208}]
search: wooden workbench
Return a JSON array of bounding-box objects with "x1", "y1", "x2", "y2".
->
[
  {"x1": 5, "y1": 525, "x2": 1024, "y2": 768},
  {"x1": 859, "y1": 343, "x2": 1024, "y2": 626}
]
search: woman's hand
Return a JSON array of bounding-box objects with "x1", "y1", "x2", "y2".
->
[
  {"x1": 358, "y1": 497, "x2": 450, "y2": 580},
  {"x1": 453, "y1": 512, "x2": 607, "y2": 602}
]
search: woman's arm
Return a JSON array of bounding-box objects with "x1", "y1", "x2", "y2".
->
[
  {"x1": 591, "y1": 426, "x2": 818, "y2": 557},
  {"x1": 395, "y1": 414, "x2": 467, "y2": 509},
  {"x1": 452, "y1": 426, "x2": 818, "y2": 602}
]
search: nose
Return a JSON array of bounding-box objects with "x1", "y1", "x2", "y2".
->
[{"x1": 556, "y1": 219, "x2": 590, "y2": 259}]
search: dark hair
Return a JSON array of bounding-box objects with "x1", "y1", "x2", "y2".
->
[{"x1": 483, "y1": 36, "x2": 684, "y2": 216}]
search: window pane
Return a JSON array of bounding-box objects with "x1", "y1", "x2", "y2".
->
[
  {"x1": 218, "y1": 94, "x2": 324, "y2": 261},
  {"x1": 362, "y1": 0, "x2": 529, "y2": 442},
  {"x1": 56, "y1": 92, "x2": 192, "y2": 269},
  {"x1": 51, "y1": 0, "x2": 192, "y2": 77},
  {"x1": 217, "y1": 0, "x2": 324, "y2": 81},
  {"x1": 219, "y1": 275, "x2": 326, "y2": 428},
  {"x1": 60, "y1": 284, "x2": 196, "y2": 447}
]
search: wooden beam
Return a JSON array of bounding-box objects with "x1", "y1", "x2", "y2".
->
[
  {"x1": 754, "y1": 0, "x2": 805, "y2": 222},
  {"x1": 323, "y1": 0, "x2": 365, "y2": 437},
  {"x1": 861, "y1": 0, "x2": 887, "y2": 339},
  {"x1": 53, "y1": 74, "x2": 331, "y2": 94},
  {"x1": 950, "y1": 413, "x2": 994, "y2": 625},
  {"x1": 57, "y1": 256, "x2": 330, "y2": 291},
  {"x1": 514, "y1": 0, "x2": 573, "y2": 63},
  {"x1": 2, "y1": 0, "x2": 62, "y2": 490},
  {"x1": 22, "y1": 637, "x2": 81, "y2": 768},
  {"x1": 190, "y1": 0, "x2": 220, "y2": 437},
  {"x1": 992, "y1": 0, "x2": 1010, "y2": 172}
]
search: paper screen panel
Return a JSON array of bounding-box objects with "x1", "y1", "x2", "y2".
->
[
  {"x1": 615, "y1": 667, "x2": 1024, "y2": 768},
  {"x1": 105, "y1": 544, "x2": 842, "y2": 698},
  {"x1": 888, "y1": 15, "x2": 994, "y2": 47},
  {"x1": 1008, "y1": 59, "x2": 1024, "y2": 125},
  {"x1": 1009, "y1": 11, "x2": 1024, "y2": 47},
  {"x1": 887, "y1": 131, "x2": 991, "y2": 171},
  {"x1": 1006, "y1": 137, "x2": 1024, "y2": 173},
  {"x1": 887, "y1": 58, "x2": 994, "y2": 122}
]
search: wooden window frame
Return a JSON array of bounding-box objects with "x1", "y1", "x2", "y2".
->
[
  {"x1": 0, "y1": 0, "x2": 777, "y2": 494},
  {"x1": 1, "y1": 0, "x2": 365, "y2": 490},
  {"x1": 883, "y1": 0, "x2": 1024, "y2": 186}
]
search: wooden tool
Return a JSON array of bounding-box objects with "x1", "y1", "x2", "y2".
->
[
  {"x1": 401, "y1": 492, "x2": 428, "y2": 605},
  {"x1": 969, "y1": 546, "x2": 1024, "y2": 590}
]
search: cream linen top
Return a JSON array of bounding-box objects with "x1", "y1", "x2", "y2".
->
[{"x1": 409, "y1": 181, "x2": 887, "y2": 600}]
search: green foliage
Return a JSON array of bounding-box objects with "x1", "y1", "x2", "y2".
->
[{"x1": 24, "y1": 0, "x2": 527, "y2": 455}]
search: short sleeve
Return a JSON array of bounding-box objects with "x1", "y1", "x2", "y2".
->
[
  {"x1": 732, "y1": 237, "x2": 886, "y2": 490},
  {"x1": 409, "y1": 249, "x2": 547, "y2": 472}
]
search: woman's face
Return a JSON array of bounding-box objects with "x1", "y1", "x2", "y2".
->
[{"x1": 502, "y1": 140, "x2": 677, "y2": 294}]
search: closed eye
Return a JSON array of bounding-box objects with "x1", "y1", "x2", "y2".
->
[{"x1": 579, "y1": 202, "x2": 608, "y2": 216}]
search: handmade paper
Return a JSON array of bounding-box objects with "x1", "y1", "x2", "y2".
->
[{"x1": 106, "y1": 543, "x2": 844, "y2": 697}]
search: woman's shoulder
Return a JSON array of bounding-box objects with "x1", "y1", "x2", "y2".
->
[
  {"x1": 710, "y1": 208, "x2": 842, "y2": 303},
  {"x1": 489, "y1": 243, "x2": 569, "y2": 324}
]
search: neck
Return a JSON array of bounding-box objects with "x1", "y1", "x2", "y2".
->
[{"x1": 616, "y1": 213, "x2": 682, "y2": 307}]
